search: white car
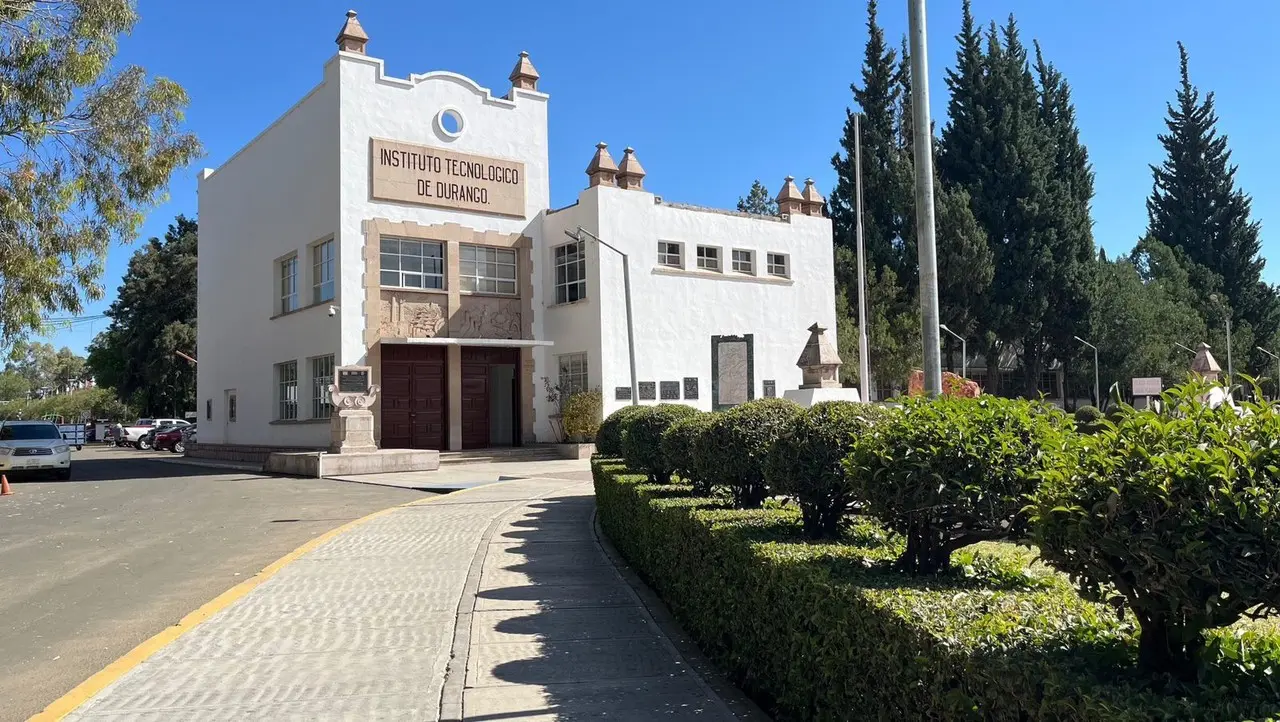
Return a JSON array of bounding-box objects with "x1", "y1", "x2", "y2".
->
[{"x1": 0, "y1": 420, "x2": 73, "y2": 480}]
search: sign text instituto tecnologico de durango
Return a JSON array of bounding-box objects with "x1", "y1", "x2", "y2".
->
[{"x1": 371, "y1": 138, "x2": 526, "y2": 218}]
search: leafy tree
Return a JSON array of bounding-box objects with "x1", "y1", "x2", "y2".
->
[
  {"x1": 0, "y1": 370, "x2": 28, "y2": 401},
  {"x1": 86, "y1": 216, "x2": 197, "y2": 415},
  {"x1": 0, "y1": 0, "x2": 201, "y2": 343},
  {"x1": 735, "y1": 180, "x2": 777, "y2": 216},
  {"x1": 6, "y1": 339, "x2": 59, "y2": 391}
]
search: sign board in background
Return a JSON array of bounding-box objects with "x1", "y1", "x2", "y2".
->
[
  {"x1": 371, "y1": 138, "x2": 526, "y2": 218},
  {"x1": 1132, "y1": 377, "x2": 1162, "y2": 396},
  {"x1": 338, "y1": 368, "x2": 371, "y2": 394}
]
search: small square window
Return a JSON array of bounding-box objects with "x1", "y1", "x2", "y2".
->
[
  {"x1": 460, "y1": 244, "x2": 518, "y2": 295},
  {"x1": 658, "y1": 241, "x2": 682, "y2": 268},
  {"x1": 767, "y1": 252, "x2": 790, "y2": 278},
  {"x1": 731, "y1": 249, "x2": 754, "y2": 274},
  {"x1": 696, "y1": 246, "x2": 721, "y2": 272}
]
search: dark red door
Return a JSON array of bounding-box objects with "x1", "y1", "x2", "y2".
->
[
  {"x1": 381, "y1": 345, "x2": 446, "y2": 450},
  {"x1": 460, "y1": 347, "x2": 520, "y2": 450}
]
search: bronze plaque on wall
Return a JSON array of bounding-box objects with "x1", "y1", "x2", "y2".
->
[{"x1": 371, "y1": 138, "x2": 526, "y2": 218}]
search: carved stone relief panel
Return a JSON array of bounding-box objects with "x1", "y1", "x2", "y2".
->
[
  {"x1": 455, "y1": 295, "x2": 523, "y2": 339},
  {"x1": 379, "y1": 290, "x2": 447, "y2": 338}
]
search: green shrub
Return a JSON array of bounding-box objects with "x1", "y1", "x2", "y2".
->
[
  {"x1": 661, "y1": 411, "x2": 715, "y2": 488},
  {"x1": 1031, "y1": 383, "x2": 1280, "y2": 681},
  {"x1": 845, "y1": 395, "x2": 1073, "y2": 574},
  {"x1": 595, "y1": 404, "x2": 648, "y2": 457},
  {"x1": 765, "y1": 401, "x2": 895, "y2": 539},
  {"x1": 561, "y1": 390, "x2": 602, "y2": 441},
  {"x1": 622, "y1": 403, "x2": 701, "y2": 482},
  {"x1": 697, "y1": 398, "x2": 802, "y2": 508},
  {"x1": 593, "y1": 460, "x2": 1280, "y2": 721}
]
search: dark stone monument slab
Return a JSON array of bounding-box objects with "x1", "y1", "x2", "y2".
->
[
  {"x1": 660, "y1": 381, "x2": 680, "y2": 400},
  {"x1": 639, "y1": 382, "x2": 656, "y2": 400},
  {"x1": 683, "y1": 377, "x2": 699, "y2": 400},
  {"x1": 615, "y1": 386, "x2": 632, "y2": 401}
]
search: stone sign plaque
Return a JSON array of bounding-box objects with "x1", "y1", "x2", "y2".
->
[
  {"x1": 615, "y1": 386, "x2": 632, "y2": 401},
  {"x1": 371, "y1": 138, "x2": 526, "y2": 218},
  {"x1": 338, "y1": 368, "x2": 371, "y2": 394},
  {"x1": 763, "y1": 380, "x2": 776, "y2": 398},
  {"x1": 660, "y1": 381, "x2": 680, "y2": 400},
  {"x1": 683, "y1": 377, "x2": 699, "y2": 400},
  {"x1": 712, "y1": 335, "x2": 754, "y2": 410},
  {"x1": 639, "y1": 382, "x2": 656, "y2": 400}
]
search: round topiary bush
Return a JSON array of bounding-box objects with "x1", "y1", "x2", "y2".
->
[
  {"x1": 661, "y1": 411, "x2": 716, "y2": 490},
  {"x1": 697, "y1": 397, "x2": 802, "y2": 508},
  {"x1": 1031, "y1": 383, "x2": 1280, "y2": 681},
  {"x1": 1073, "y1": 404, "x2": 1104, "y2": 434},
  {"x1": 562, "y1": 390, "x2": 602, "y2": 442},
  {"x1": 765, "y1": 401, "x2": 896, "y2": 539},
  {"x1": 596, "y1": 405, "x2": 648, "y2": 458},
  {"x1": 622, "y1": 403, "x2": 702, "y2": 482},
  {"x1": 844, "y1": 395, "x2": 1073, "y2": 574}
]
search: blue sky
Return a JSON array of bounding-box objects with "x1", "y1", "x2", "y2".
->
[{"x1": 41, "y1": 0, "x2": 1280, "y2": 354}]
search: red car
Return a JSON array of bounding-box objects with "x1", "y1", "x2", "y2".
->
[{"x1": 152, "y1": 426, "x2": 187, "y2": 453}]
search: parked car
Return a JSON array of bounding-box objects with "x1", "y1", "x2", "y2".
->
[
  {"x1": 0, "y1": 420, "x2": 73, "y2": 480},
  {"x1": 152, "y1": 425, "x2": 190, "y2": 453},
  {"x1": 121, "y1": 418, "x2": 189, "y2": 448},
  {"x1": 137, "y1": 423, "x2": 182, "y2": 451}
]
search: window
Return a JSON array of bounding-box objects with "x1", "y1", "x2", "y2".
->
[
  {"x1": 312, "y1": 239, "x2": 335, "y2": 304},
  {"x1": 658, "y1": 241, "x2": 682, "y2": 268},
  {"x1": 279, "y1": 255, "x2": 298, "y2": 313},
  {"x1": 460, "y1": 245, "x2": 517, "y2": 295},
  {"x1": 205, "y1": 399, "x2": 212, "y2": 421},
  {"x1": 228, "y1": 392, "x2": 237, "y2": 423},
  {"x1": 311, "y1": 355, "x2": 335, "y2": 419},
  {"x1": 731, "y1": 249, "x2": 754, "y2": 274},
  {"x1": 554, "y1": 241, "x2": 586, "y2": 304},
  {"x1": 276, "y1": 361, "x2": 298, "y2": 420},
  {"x1": 380, "y1": 238, "x2": 444, "y2": 290},
  {"x1": 767, "y1": 252, "x2": 790, "y2": 278},
  {"x1": 696, "y1": 245, "x2": 721, "y2": 272},
  {"x1": 558, "y1": 353, "x2": 588, "y2": 398}
]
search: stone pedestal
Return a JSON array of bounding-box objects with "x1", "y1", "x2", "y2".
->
[
  {"x1": 784, "y1": 387, "x2": 861, "y2": 408},
  {"x1": 331, "y1": 408, "x2": 377, "y2": 454}
]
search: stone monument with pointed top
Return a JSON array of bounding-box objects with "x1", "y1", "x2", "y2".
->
[{"x1": 784, "y1": 322, "x2": 862, "y2": 407}]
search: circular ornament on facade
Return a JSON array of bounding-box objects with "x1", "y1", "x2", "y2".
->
[{"x1": 436, "y1": 107, "x2": 465, "y2": 139}]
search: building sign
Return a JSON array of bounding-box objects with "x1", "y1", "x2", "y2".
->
[
  {"x1": 1132, "y1": 377, "x2": 1162, "y2": 396},
  {"x1": 371, "y1": 138, "x2": 526, "y2": 218},
  {"x1": 338, "y1": 368, "x2": 371, "y2": 394}
]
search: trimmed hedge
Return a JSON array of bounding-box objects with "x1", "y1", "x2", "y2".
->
[
  {"x1": 596, "y1": 404, "x2": 648, "y2": 457},
  {"x1": 661, "y1": 411, "x2": 715, "y2": 488},
  {"x1": 621, "y1": 404, "x2": 702, "y2": 482},
  {"x1": 594, "y1": 460, "x2": 1280, "y2": 721},
  {"x1": 697, "y1": 397, "x2": 802, "y2": 507}
]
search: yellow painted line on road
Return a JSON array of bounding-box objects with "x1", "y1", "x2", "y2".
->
[{"x1": 28, "y1": 480, "x2": 511, "y2": 721}]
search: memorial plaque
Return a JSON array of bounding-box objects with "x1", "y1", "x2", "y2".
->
[
  {"x1": 615, "y1": 386, "x2": 632, "y2": 401},
  {"x1": 683, "y1": 377, "x2": 699, "y2": 400},
  {"x1": 639, "y1": 382, "x2": 657, "y2": 400},
  {"x1": 1132, "y1": 377, "x2": 1162, "y2": 396},
  {"x1": 763, "y1": 380, "x2": 776, "y2": 398},
  {"x1": 338, "y1": 368, "x2": 371, "y2": 394},
  {"x1": 716, "y1": 341, "x2": 749, "y2": 406},
  {"x1": 660, "y1": 381, "x2": 680, "y2": 400},
  {"x1": 371, "y1": 138, "x2": 526, "y2": 218}
]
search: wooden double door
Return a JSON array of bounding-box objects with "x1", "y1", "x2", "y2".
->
[
  {"x1": 380, "y1": 345, "x2": 447, "y2": 451},
  {"x1": 461, "y1": 347, "x2": 520, "y2": 450}
]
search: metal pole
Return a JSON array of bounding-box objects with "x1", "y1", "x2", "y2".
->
[
  {"x1": 854, "y1": 113, "x2": 871, "y2": 404},
  {"x1": 1074, "y1": 336, "x2": 1099, "y2": 406},
  {"x1": 908, "y1": 0, "x2": 942, "y2": 397},
  {"x1": 1226, "y1": 316, "x2": 1233, "y2": 384},
  {"x1": 1256, "y1": 346, "x2": 1278, "y2": 401},
  {"x1": 568, "y1": 228, "x2": 638, "y2": 406},
  {"x1": 939, "y1": 324, "x2": 965, "y2": 380}
]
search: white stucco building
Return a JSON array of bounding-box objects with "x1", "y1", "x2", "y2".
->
[{"x1": 195, "y1": 11, "x2": 836, "y2": 457}]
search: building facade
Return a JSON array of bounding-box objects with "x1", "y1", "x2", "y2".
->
[{"x1": 195, "y1": 12, "x2": 836, "y2": 455}]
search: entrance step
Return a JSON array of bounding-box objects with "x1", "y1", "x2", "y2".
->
[{"x1": 439, "y1": 446, "x2": 564, "y2": 466}]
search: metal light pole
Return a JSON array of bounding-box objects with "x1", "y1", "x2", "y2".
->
[
  {"x1": 939, "y1": 324, "x2": 965, "y2": 380},
  {"x1": 1257, "y1": 346, "x2": 1280, "y2": 400},
  {"x1": 907, "y1": 0, "x2": 942, "y2": 396},
  {"x1": 567, "y1": 228, "x2": 638, "y2": 406},
  {"x1": 1210, "y1": 294, "x2": 1233, "y2": 384},
  {"x1": 1075, "y1": 336, "x2": 1099, "y2": 406},
  {"x1": 1174, "y1": 342, "x2": 1196, "y2": 355},
  {"x1": 854, "y1": 113, "x2": 871, "y2": 404}
]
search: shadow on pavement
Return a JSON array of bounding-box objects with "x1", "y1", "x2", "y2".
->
[{"x1": 5, "y1": 447, "x2": 260, "y2": 484}]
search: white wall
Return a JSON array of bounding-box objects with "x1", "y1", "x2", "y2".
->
[
  {"x1": 334, "y1": 53, "x2": 551, "y2": 367},
  {"x1": 587, "y1": 185, "x2": 837, "y2": 418},
  {"x1": 196, "y1": 71, "x2": 341, "y2": 447}
]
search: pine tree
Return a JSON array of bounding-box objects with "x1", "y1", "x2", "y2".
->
[{"x1": 736, "y1": 180, "x2": 777, "y2": 216}]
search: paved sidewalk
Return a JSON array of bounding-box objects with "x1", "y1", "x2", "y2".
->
[{"x1": 61, "y1": 472, "x2": 751, "y2": 720}]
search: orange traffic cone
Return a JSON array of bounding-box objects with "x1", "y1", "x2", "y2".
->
[{"x1": 1, "y1": 474, "x2": 11, "y2": 496}]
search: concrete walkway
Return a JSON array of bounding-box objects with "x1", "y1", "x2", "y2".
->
[{"x1": 61, "y1": 471, "x2": 757, "y2": 721}]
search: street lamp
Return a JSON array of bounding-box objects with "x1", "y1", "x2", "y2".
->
[
  {"x1": 1258, "y1": 346, "x2": 1280, "y2": 400},
  {"x1": 1174, "y1": 342, "x2": 1196, "y2": 355},
  {"x1": 565, "y1": 227, "x2": 638, "y2": 406},
  {"x1": 907, "y1": 0, "x2": 942, "y2": 396},
  {"x1": 1075, "y1": 335, "x2": 1099, "y2": 406},
  {"x1": 1209, "y1": 294, "x2": 1233, "y2": 383},
  {"x1": 939, "y1": 324, "x2": 965, "y2": 379}
]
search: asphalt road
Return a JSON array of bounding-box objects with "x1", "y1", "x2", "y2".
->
[{"x1": 0, "y1": 446, "x2": 426, "y2": 721}]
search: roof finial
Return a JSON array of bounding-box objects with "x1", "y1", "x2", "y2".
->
[
  {"x1": 617, "y1": 147, "x2": 647, "y2": 191},
  {"x1": 776, "y1": 176, "x2": 803, "y2": 217},
  {"x1": 509, "y1": 51, "x2": 540, "y2": 91},
  {"x1": 585, "y1": 142, "x2": 618, "y2": 188},
  {"x1": 800, "y1": 178, "x2": 826, "y2": 217},
  {"x1": 336, "y1": 10, "x2": 369, "y2": 54}
]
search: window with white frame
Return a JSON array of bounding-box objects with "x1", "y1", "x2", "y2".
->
[
  {"x1": 380, "y1": 238, "x2": 444, "y2": 289},
  {"x1": 279, "y1": 255, "x2": 298, "y2": 313},
  {"x1": 311, "y1": 355, "x2": 335, "y2": 419},
  {"x1": 658, "y1": 241, "x2": 682, "y2": 268},
  {"x1": 767, "y1": 252, "x2": 790, "y2": 278},
  {"x1": 312, "y1": 239, "x2": 335, "y2": 304},
  {"x1": 731, "y1": 249, "x2": 755, "y2": 274},
  {"x1": 558, "y1": 353, "x2": 588, "y2": 398},
  {"x1": 554, "y1": 241, "x2": 586, "y2": 304},
  {"x1": 460, "y1": 245, "x2": 517, "y2": 295},
  {"x1": 696, "y1": 245, "x2": 721, "y2": 272},
  {"x1": 276, "y1": 361, "x2": 298, "y2": 420}
]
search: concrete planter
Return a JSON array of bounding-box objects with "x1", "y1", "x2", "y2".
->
[{"x1": 553, "y1": 442, "x2": 596, "y2": 460}]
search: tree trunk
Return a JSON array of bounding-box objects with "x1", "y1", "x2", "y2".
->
[{"x1": 1137, "y1": 616, "x2": 1202, "y2": 683}]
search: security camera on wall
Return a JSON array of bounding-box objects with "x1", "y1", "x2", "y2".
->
[{"x1": 328, "y1": 305, "x2": 338, "y2": 317}]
